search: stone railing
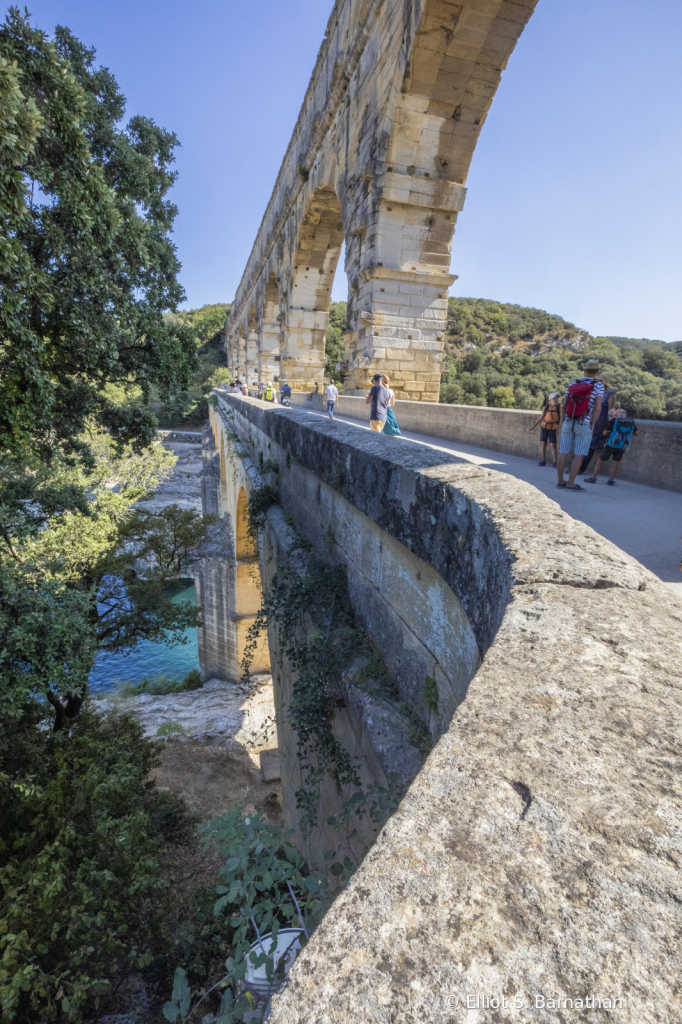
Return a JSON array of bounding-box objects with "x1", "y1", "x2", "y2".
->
[
  {"x1": 287, "y1": 392, "x2": 682, "y2": 493},
  {"x1": 216, "y1": 392, "x2": 681, "y2": 1023}
]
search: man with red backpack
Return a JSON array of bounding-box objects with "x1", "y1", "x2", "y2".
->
[{"x1": 557, "y1": 359, "x2": 604, "y2": 491}]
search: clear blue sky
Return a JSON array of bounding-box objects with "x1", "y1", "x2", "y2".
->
[{"x1": 22, "y1": 0, "x2": 682, "y2": 341}]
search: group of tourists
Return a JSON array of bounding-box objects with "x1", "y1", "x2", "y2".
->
[
  {"x1": 225, "y1": 359, "x2": 638, "y2": 492},
  {"x1": 225, "y1": 379, "x2": 249, "y2": 395},
  {"x1": 530, "y1": 358, "x2": 638, "y2": 491}
]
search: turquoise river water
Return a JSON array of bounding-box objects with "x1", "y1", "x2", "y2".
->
[{"x1": 89, "y1": 581, "x2": 200, "y2": 693}]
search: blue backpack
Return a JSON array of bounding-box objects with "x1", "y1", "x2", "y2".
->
[{"x1": 607, "y1": 418, "x2": 636, "y2": 450}]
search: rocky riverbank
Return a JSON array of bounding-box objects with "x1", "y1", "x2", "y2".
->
[
  {"x1": 98, "y1": 429, "x2": 281, "y2": 822},
  {"x1": 96, "y1": 672, "x2": 281, "y2": 820}
]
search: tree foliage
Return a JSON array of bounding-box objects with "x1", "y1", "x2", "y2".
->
[
  {"x1": 324, "y1": 301, "x2": 346, "y2": 381},
  {"x1": 0, "y1": 432, "x2": 214, "y2": 729},
  {"x1": 441, "y1": 298, "x2": 682, "y2": 420},
  {"x1": 0, "y1": 8, "x2": 197, "y2": 463},
  {"x1": 0, "y1": 707, "x2": 199, "y2": 1023}
]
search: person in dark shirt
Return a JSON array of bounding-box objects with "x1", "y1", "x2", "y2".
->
[
  {"x1": 365, "y1": 373, "x2": 390, "y2": 432},
  {"x1": 585, "y1": 408, "x2": 638, "y2": 486}
]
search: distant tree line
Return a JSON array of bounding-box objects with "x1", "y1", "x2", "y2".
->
[{"x1": 440, "y1": 298, "x2": 682, "y2": 420}]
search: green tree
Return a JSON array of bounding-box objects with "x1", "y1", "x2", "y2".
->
[
  {"x1": 0, "y1": 706, "x2": 200, "y2": 1023},
  {"x1": 325, "y1": 301, "x2": 347, "y2": 381},
  {"x1": 490, "y1": 386, "x2": 515, "y2": 408},
  {"x1": 0, "y1": 9, "x2": 197, "y2": 464},
  {"x1": 0, "y1": 434, "x2": 214, "y2": 729}
]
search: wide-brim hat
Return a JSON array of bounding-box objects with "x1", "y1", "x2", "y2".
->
[{"x1": 584, "y1": 358, "x2": 601, "y2": 372}]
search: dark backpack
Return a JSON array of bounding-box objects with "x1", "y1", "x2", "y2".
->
[
  {"x1": 564, "y1": 379, "x2": 595, "y2": 420},
  {"x1": 607, "y1": 418, "x2": 636, "y2": 450}
]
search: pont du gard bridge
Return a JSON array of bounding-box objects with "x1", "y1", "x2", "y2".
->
[{"x1": 192, "y1": 1, "x2": 682, "y2": 1021}]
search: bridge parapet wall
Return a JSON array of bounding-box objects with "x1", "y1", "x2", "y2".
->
[
  {"x1": 215, "y1": 393, "x2": 681, "y2": 1024},
  {"x1": 290, "y1": 392, "x2": 682, "y2": 493}
]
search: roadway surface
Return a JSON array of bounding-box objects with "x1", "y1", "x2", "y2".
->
[{"x1": 298, "y1": 406, "x2": 682, "y2": 599}]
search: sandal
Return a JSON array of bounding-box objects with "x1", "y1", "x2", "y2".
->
[
  {"x1": 566, "y1": 484, "x2": 585, "y2": 491},
  {"x1": 557, "y1": 481, "x2": 567, "y2": 488},
  {"x1": 538, "y1": 460, "x2": 546, "y2": 466}
]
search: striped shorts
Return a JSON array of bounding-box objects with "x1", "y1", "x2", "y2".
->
[{"x1": 559, "y1": 417, "x2": 593, "y2": 457}]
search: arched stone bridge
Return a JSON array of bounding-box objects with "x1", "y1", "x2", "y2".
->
[
  {"x1": 225, "y1": 0, "x2": 538, "y2": 398},
  {"x1": 196, "y1": 391, "x2": 681, "y2": 1022}
]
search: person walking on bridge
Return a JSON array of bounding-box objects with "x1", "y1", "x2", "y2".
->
[
  {"x1": 557, "y1": 359, "x2": 604, "y2": 491},
  {"x1": 262, "y1": 381, "x2": 277, "y2": 403},
  {"x1": 381, "y1": 375, "x2": 402, "y2": 436},
  {"x1": 324, "y1": 378, "x2": 339, "y2": 419},
  {"x1": 366, "y1": 373, "x2": 390, "y2": 432}
]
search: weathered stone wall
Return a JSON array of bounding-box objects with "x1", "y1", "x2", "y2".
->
[
  {"x1": 215, "y1": 393, "x2": 681, "y2": 1024},
  {"x1": 226, "y1": 404, "x2": 481, "y2": 738},
  {"x1": 224, "y1": 0, "x2": 538, "y2": 398},
  {"x1": 290, "y1": 391, "x2": 682, "y2": 493},
  {"x1": 211, "y1": 393, "x2": 481, "y2": 869},
  {"x1": 194, "y1": 415, "x2": 270, "y2": 681}
]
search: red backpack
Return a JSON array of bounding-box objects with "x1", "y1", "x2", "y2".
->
[{"x1": 564, "y1": 379, "x2": 595, "y2": 420}]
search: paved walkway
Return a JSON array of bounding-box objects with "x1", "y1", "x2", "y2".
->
[{"x1": 300, "y1": 407, "x2": 682, "y2": 599}]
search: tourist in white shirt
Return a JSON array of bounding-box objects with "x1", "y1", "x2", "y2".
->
[{"x1": 324, "y1": 379, "x2": 339, "y2": 419}]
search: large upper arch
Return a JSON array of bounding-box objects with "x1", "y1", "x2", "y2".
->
[{"x1": 226, "y1": 0, "x2": 538, "y2": 398}]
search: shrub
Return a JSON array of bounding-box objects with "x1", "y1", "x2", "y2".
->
[
  {"x1": 156, "y1": 720, "x2": 188, "y2": 737},
  {"x1": 0, "y1": 706, "x2": 199, "y2": 1023},
  {"x1": 116, "y1": 669, "x2": 203, "y2": 699},
  {"x1": 490, "y1": 386, "x2": 515, "y2": 408}
]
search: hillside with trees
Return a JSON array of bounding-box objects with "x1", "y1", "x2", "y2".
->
[{"x1": 440, "y1": 298, "x2": 682, "y2": 420}]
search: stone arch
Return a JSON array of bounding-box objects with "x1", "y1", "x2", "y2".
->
[
  {"x1": 245, "y1": 304, "x2": 259, "y2": 386},
  {"x1": 259, "y1": 272, "x2": 281, "y2": 383},
  {"x1": 236, "y1": 486, "x2": 255, "y2": 560},
  {"x1": 198, "y1": 409, "x2": 271, "y2": 679},
  {"x1": 237, "y1": 324, "x2": 247, "y2": 381},
  {"x1": 226, "y1": 0, "x2": 536, "y2": 400},
  {"x1": 281, "y1": 185, "x2": 345, "y2": 389},
  {"x1": 219, "y1": 432, "x2": 229, "y2": 513}
]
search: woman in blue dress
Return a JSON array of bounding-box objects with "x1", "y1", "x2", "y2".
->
[{"x1": 381, "y1": 375, "x2": 402, "y2": 436}]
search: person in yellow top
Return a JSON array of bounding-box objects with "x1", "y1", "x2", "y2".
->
[{"x1": 529, "y1": 392, "x2": 560, "y2": 467}]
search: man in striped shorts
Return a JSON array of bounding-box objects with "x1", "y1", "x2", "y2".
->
[{"x1": 557, "y1": 359, "x2": 604, "y2": 491}]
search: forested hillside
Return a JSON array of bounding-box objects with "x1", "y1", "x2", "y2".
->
[
  {"x1": 131, "y1": 303, "x2": 230, "y2": 426},
  {"x1": 440, "y1": 298, "x2": 682, "y2": 420}
]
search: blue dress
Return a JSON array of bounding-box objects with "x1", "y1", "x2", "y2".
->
[{"x1": 383, "y1": 406, "x2": 401, "y2": 436}]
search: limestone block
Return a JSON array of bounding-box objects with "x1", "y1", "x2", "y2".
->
[
  {"x1": 382, "y1": 171, "x2": 467, "y2": 212},
  {"x1": 411, "y1": 339, "x2": 442, "y2": 350}
]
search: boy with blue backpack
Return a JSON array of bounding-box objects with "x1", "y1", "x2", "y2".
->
[{"x1": 585, "y1": 409, "x2": 638, "y2": 486}]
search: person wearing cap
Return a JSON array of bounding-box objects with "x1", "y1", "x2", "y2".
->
[
  {"x1": 557, "y1": 358, "x2": 604, "y2": 491},
  {"x1": 263, "y1": 381, "x2": 277, "y2": 403},
  {"x1": 281, "y1": 379, "x2": 292, "y2": 401},
  {"x1": 529, "y1": 392, "x2": 560, "y2": 467}
]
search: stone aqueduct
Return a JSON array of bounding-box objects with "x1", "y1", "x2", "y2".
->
[
  {"x1": 225, "y1": 0, "x2": 538, "y2": 398},
  {"x1": 198, "y1": 3, "x2": 682, "y2": 1021}
]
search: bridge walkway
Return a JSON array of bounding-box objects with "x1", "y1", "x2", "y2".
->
[{"x1": 297, "y1": 406, "x2": 682, "y2": 599}]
